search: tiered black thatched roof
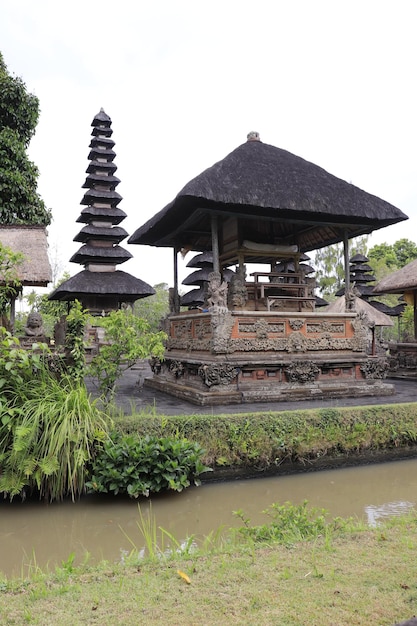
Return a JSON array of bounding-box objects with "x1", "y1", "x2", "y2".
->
[
  {"x1": 129, "y1": 134, "x2": 408, "y2": 252},
  {"x1": 336, "y1": 254, "x2": 405, "y2": 317},
  {"x1": 50, "y1": 109, "x2": 154, "y2": 310}
]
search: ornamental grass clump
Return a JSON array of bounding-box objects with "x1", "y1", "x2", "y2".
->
[
  {"x1": 86, "y1": 431, "x2": 212, "y2": 498},
  {"x1": 0, "y1": 375, "x2": 110, "y2": 502}
]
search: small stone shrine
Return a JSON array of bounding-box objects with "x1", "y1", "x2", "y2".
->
[{"x1": 129, "y1": 132, "x2": 408, "y2": 405}]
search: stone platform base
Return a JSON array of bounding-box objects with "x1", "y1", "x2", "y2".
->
[{"x1": 144, "y1": 376, "x2": 395, "y2": 407}]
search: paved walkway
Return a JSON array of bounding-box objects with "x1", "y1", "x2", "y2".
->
[{"x1": 95, "y1": 361, "x2": 417, "y2": 415}]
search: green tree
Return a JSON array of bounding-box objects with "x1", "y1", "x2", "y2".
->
[
  {"x1": 133, "y1": 282, "x2": 170, "y2": 332},
  {"x1": 0, "y1": 52, "x2": 51, "y2": 225},
  {"x1": 367, "y1": 242, "x2": 397, "y2": 269},
  {"x1": 88, "y1": 309, "x2": 166, "y2": 403},
  {"x1": 392, "y1": 238, "x2": 417, "y2": 267},
  {"x1": 368, "y1": 239, "x2": 417, "y2": 271},
  {"x1": 314, "y1": 236, "x2": 368, "y2": 297}
]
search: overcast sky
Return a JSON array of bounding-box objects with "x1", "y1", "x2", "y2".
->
[{"x1": 1, "y1": 0, "x2": 416, "y2": 290}]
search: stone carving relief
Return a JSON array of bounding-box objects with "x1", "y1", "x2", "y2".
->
[
  {"x1": 194, "y1": 319, "x2": 211, "y2": 339},
  {"x1": 254, "y1": 318, "x2": 269, "y2": 339},
  {"x1": 198, "y1": 363, "x2": 239, "y2": 387},
  {"x1": 284, "y1": 360, "x2": 320, "y2": 383},
  {"x1": 289, "y1": 319, "x2": 304, "y2": 331},
  {"x1": 360, "y1": 358, "x2": 389, "y2": 379},
  {"x1": 239, "y1": 321, "x2": 285, "y2": 334},
  {"x1": 287, "y1": 331, "x2": 307, "y2": 353},
  {"x1": 173, "y1": 319, "x2": 193, "y2": 340},
  {"x1": 169, "y1": 360, "x2": 185, "y2": 378},
  {"x1": 228, "y1": 265, "x2": 248, "y2": 309},
  {"x1": 350, "y1": 313, "x2": 370, "y2": 352},
  {"x1": 211, "y1": 309, "x2": 234, "y2": 354},
  {"x1": 306, "y1": 321, "x2": 345, "y2": 334},
  {"x1": 149, "y1": 356, "x2": 162, "y2": 374}
]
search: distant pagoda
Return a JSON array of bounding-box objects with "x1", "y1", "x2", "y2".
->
[{"x1": 49, "y1": 109, "x2": 154, "y2": 313}]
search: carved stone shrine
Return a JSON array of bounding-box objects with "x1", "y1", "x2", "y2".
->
[{"x1": 129, "y1": 132, "x2": 408, "y2": 405}]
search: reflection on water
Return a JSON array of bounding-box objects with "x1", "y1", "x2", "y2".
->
[
  {"x1": 0, "y1": 457, "x2": 416, "y2": 577},
  {"x1": 365, "y1": 500, "x2": 415, "y2": 527}
]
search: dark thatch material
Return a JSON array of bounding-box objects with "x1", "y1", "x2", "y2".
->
[
  {"x1": 129, "y1": 137, "x2": 407, "y2": 252},
  {"x1": 49, "y1": 270, "x2": 155, "y2": 301},
  {"x1": 186, "y1": 251, "x2": 214, "y2": 267},
  {"x1": 74, "y1": 225, "x2": 128, "y2": 243},
  {"x1": 70, "y1": 244, "x2": 132, "y2": 264},
  {"x1": 180, "y1": 286, "x2": 205, "y2": 307},
  {"x1": 81, "y1": 189, "x2": 122, "y2": 206},
  {"x1": 367, "y1": 300, "x2": 406, "y2": 316},
  {"x1": 182, "y1": 267, "x2": 213, "y2": 285},
  {"x1": 77, "y1": 206, "x2": 127, "y2": 224},
  {"x1": 350, "y1": 254, "x2": 369, "y2": 263},
  {"x1": 351, "y1": 263, "x2": 372, "y2": 272},
  {"x1": 373, "y1": 259, "x2": 417, "y2": 294},
  {"x1": 0, "y1": 226, "x2": 52, "y2": 286},
  {"x1": 182, "y1": 266, "x2": 234, "y2": 286}
]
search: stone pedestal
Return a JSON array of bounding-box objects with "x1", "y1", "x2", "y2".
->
[{"x1": 145, "y1": 309, "x2": 394, "y2": 406}]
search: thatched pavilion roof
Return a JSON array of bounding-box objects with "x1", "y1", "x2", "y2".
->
[
  {"x1": 325, "y1": 295, "x2": 394, "y2": 326},
  {"x1": 373, "y1": 260, "x2": 417, "y2": 295},
  {"x1": 0, "y1": 226, "x2": 52, "y2": 287},
  {"x1": 129, "y1": 136, "x2": 408, "y2": 252}
]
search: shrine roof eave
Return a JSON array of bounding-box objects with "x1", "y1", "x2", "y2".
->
[
  {"x1": 48, "y1": 269, "x2": 155, "y2": 301},
  {"x1": 128, "y1": 138, "x2": 407, "y2": 252},
  {"x1": 128, "y1": 198, "x2": 405, "y2": 253}
]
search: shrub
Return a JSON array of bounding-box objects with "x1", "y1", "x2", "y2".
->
[
  {"x1": 86, "y1": 432, "x2": 212, "y2": 498},
  {"x1": 234, "y1": 500, "x2": 328, "y2": 545},
  {"x1": 88, "y1": 310, "x2": 166, "y2": 403}
]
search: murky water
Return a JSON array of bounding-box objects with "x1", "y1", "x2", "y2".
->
[{"x1": 1, "y1": 458, "x2": 416, "y2": 577}]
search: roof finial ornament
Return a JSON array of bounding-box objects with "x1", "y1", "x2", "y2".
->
[{"x1": 247, "y1": 131, "x2": 260, "y2": 142}]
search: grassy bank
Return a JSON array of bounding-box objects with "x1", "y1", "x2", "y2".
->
[
  {"x1": 1, "y1": 507, "x2": 417, "y2": 625},
  {"x1": 115, "y1": 402, "x2": 417, "y2": 475}
]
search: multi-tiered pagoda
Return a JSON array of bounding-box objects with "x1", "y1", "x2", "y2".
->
[{"x1": 49, "y1": 109, "x2": 154, "y2": 313}]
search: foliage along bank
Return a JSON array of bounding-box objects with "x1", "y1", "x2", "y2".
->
[{"x1": 115, "y1": 403, "x2": 417, "y2": 478}]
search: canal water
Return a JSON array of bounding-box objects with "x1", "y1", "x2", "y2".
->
[{"x1": 1, "y1": 457, "x2": 416, "y2": 578}]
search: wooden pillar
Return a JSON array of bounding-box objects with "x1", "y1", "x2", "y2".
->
[
  {"x1": 414, "y1": 291, "x2": 417, "y2": 340},
  {"x1": 173, "y1": 247, "x2": 180, "y2": 314},
  {"x1": 343, "y1": 231, "x2": 350, "y2": 294},
  {"x1": 211, "y1": 215, "x2": 220, "y2": 274}
]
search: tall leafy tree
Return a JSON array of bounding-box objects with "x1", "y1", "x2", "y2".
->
[
  {"x1": 134, "y1": 282, "x2": 170, "y2": 332},
  {"x1": 314, "y1": 236, "x2": 368, "y2": 297},
  {"x1": 0, "y1": 52, "x2": 51, "y2": 225}
]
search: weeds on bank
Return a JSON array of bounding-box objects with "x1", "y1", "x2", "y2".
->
[
  {"x1": 1, "y1": 506, "x2": 417, "y2": 626},
  {"x1": 116, "y1": 403, "x2": 417, "y2": 470}
]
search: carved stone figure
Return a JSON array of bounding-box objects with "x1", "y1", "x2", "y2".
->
[
  {"x1": 345, "y1": 286, "x2": 360, "y2": 311},
  {"x1": 149, "y1": 356, "x2": 162, "y2": 374},
  {"x1": 24, "y1": 312, "x2": 45, "y2": 337},
  {"x1": 207, "y1": 271, "x2": 228, "y2": 311}
]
